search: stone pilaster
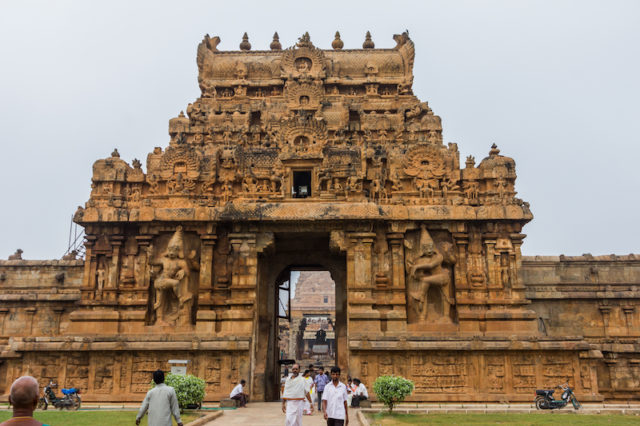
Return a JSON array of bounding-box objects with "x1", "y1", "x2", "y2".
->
[
  {"x1": 82, "y1": 235, "x2": 97, "y2": 300},
  {"x1": 134, "y1": 235, "x2": 153, "y2": 304},
  {"x1": 387, "y1": 232, "x2": 405, "y2": 289},
  {"x1": 346, "y1": 232, "x2": 377, "y2": 332},
  {"x1": 107, "y1": 235, "x2": 124, "y2": 303},
  {"x1": 198, "y1": 234, "x2": 217, "y2": 304}
]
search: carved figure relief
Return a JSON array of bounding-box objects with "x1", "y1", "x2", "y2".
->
[
  {"x1": 404, "y1": 225, "x2": 453, "y2": 323},
  {"x1": 467, "y1": 230, "x2": 486, "y2": 287},
  {"x1": 149, "y1": 227, "x2": 199, "y2": 326}
]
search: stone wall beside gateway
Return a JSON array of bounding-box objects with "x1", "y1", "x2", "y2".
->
[
  {"x1": 522, "y1": 254, "x2": 640, "y2": 400},
  {"x1": 0, "y1": 348, "x2": 248, "y2": 402},
  {"x1": 0, "y1": 255, "x2": 639, "y2": 401}
]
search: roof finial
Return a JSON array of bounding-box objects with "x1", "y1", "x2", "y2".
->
[
  {"x1": 332, "y1": 31, "x2": 344, "y2": 50},
  {"x1": 239, "y1": 32, "x2": 251, "y2": 51},
  {"x1": 270, "y1": 32, "x2": 282, "y2": 50},
  {"x1": 489, "y1": 143, "x2": 500, "y2": 156},
  {"x1": 297, "y1": 32, "x2": 312, "y2": 47},
  {"x1": 363, "y1": 31, "x2": 375, "y2": 49}
]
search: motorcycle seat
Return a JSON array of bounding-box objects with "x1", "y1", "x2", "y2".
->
[
  {"x1": 535, "y1": 389, "x2": 554, "y2": 397},
  {"x1": 61, "y1": 388, "x2": 78, "y2": 395}
]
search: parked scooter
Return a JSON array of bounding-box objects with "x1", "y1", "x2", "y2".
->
[
  {"x1": 37, "y1": 380, "x2": 81, "y2": 410},
  {"x1": 535, "y1": 383, "x2": 581, "y2": 410}
]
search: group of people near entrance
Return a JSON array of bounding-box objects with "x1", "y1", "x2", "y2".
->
[
  {"x1": 1, "y1": 366, "x2": 365, "y2": 426},
  {"x1": 281, "y1": 363, "x2": 368, "y2": 426}
]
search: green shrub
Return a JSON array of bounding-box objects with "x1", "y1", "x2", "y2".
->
[
  {"x1": 372, "y1": 375, "x2": 414, "y2": 412},
  {"x1": 151, "y1": 373, "x2": 206, "y2": 409}
]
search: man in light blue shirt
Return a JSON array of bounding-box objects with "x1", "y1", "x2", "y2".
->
[
  {"x1": 136, "y1": 370, "x2": 183, "y2": 426},
  {"x1": 314, "y1": 366, "x2": 330, "y2": 412}
]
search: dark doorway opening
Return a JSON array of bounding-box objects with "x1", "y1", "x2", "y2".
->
[{"x1": 293, "y1": 171, "x2": 311, "y2": 198}]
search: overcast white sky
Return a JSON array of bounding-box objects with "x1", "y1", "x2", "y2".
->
[{"x1": 1, "y1": 0, "x2": 639, "y2": 259}]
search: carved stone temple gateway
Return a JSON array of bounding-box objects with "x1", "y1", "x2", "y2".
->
[{"x1": 1, "y1": 31, "x2": 639, "y2": 403}]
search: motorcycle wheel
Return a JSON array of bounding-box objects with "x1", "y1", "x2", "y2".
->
[
  {"x1": 572, "y1": 397, "x2": 581, "y2": 410},
  {"x1": 37, "y1": 398, "x2": 46, "y2": 410},
  {"x1": 535, "y1": 397, "x2": 546, "y2": 410},
  {"x1": 73, "y1": 395, "x2": 82, "y2": 411}
]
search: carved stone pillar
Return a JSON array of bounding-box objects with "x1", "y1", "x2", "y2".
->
[
  {"x1": 599, "y1": 305, "x2": 611, "y2": 337},
  {"x1": 229, "y1": 232, "x2": 257, "y2": 292},
  {"x1": 199, "y1": 234, "x2": 217, "y2": 304},
  {"x1": 134, "y1": 235, "x2": 153, "y2": 304},
  {"x1": 25, "y1": 307, "x2": 36, "y2": 335},
  {"x1": 452, "y1": 233, "x2": 469, "y2": 292},
  {"x1": 223, "y1": 232, "x2": 259, "y2": 334},
  {"x1": 53, "y1": 307, "x2": 65, "y2": 336},
  {"x1": 347, "y1": 232, "x2": 375, "y2": 289},
  {"x1": 483, "y1": 234, "x2": 498, "y2": 289},
  {"x1": 387, "y1": 232, "x2": 405, "y2": 289},
  {"x1": 107, "y1": 235, "x2": 124, "y2": 302},
  {"x1": 195, "y1": 232, "x2": 218, "y2": 332},
  {"x1": 0, "y1": 308, "x2": 8, "y2": 335},
  {"x1": 83, "y1": 235, "x2": 97, "y2": 300},
  {"x1": 623, "y1": 306, "x2": 635, "y2": 333},
  {"x1": 346, "y1": 232, "x2": 376, "y2": 334},
  {"x1": 510, "y1": 233, "x2": 527, "y2": 292}
]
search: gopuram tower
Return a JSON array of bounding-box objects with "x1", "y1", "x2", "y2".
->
[{"x1": 1, "y1": 31, "x2": 637, "y2": 403}]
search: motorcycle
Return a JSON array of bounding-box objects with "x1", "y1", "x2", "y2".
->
[
  {"x1": 535, "y1": 383, "x2": 581, "y2": 410},
  {"x1": 37, "y1": 381, "x2": 81, "y2": 411}
]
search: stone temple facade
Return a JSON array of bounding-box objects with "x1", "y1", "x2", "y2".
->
[{"x1": 0, "y1": 31, "x2": 639, "y2": 403}]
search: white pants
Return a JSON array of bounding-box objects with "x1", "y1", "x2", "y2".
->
[{"x1": 285, "y1": 399, "x2": 304, "y2": 426}]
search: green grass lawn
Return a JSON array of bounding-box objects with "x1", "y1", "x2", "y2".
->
[
  {"x1": 366, "y1": 412, "x2": 640, "y2": 426},
  {"x1": 0, "y1": 410, "x2": 200, "y2": 426}
]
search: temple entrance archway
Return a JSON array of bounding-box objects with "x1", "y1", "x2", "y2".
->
[{"x1": 254, "y1": 232, "x2": 346, "y2": 401}]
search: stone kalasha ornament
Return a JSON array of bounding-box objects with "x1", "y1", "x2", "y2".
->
[
  {"x1": 332, "y1": 31, "x2": 344, "y2": 50},
  {"x1": 270, "y1": 32, "x2": 282, "y2": 51},
  {"x1": 239, "y1": 32, "x2": 251, "y2": 51},
  {"x1": 363, "y1": 31, "x2": 375, "y2": 49}
]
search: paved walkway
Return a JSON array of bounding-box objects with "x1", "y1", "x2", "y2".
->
[{"x1": 202, "y1": 402, "x2": 361, "y2": 425}]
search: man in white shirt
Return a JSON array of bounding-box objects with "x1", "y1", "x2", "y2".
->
[
  {"x1": 136, "y1": 370, "x2": 183, "y2": 426},
  {"x1": 230, "y1": 379, "x2": 247, "y2": 407},
  {"x1": 321, "y1": 366, "x2": 349, "y2": 426},
  {"x1": 350, "y1": 378, "x2": 368, "y2": 408},
  {"x1": 282, "y1": 363, "x2": 313, "y2": 426}
]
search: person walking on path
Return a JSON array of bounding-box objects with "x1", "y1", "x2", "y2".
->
[
  {"x1": 321, "y1": 366, "x2": 349, "y2": 426},
  {"x1": 282, "y1": 363, "x2": 313, "y2": 426},
  {"x1": 314, "y1": 366, "x2": 330, "y2": 412},
  {"x1": 136, "y1": 370, "x2": 183, "y2": 426},
  {"x1": 0, "y1": 376, "x2": 48, "y2": 426},
  {"x1": 230, "y1": 379, "x2": 248, "y2": 407},
  {"x1": 302, "y1": 369, "x2": 315, "y2": 415}
]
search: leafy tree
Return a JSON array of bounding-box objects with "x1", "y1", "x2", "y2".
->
[
  {"x1": 152, "y1": 373, "x2": 206, "y2": 410},
  {"x1": 372, "y1": 375, "x2": 414, "y2": 412}
]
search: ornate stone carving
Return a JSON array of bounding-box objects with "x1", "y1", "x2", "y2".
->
[
  {"x1": 149, "y1": 227, "x2": 199, "y2": 325},
  {"x1": 280, "y1": 33, "x2": 327, "y2": 80},
  {"x1": 8, "y1": 249, "x2": 23, "y2": 260},
  {"x1": 404, "y1": 225, "x2": 453, "y2": 323}
]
